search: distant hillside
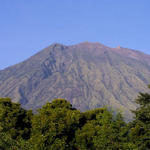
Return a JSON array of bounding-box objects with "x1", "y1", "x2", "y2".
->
[{"x1": 0, "y1": 42, "x2": 150, "y2": 119}]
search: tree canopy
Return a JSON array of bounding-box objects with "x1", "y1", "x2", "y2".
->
[
  {"x1": 129, "y1": 86, "x2": 150, "y2": 149},
  {"x1": 1, "y1": 86, "x2": 150, "y2": 150}
]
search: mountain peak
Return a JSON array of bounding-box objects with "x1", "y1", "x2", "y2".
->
[{"x1": 76, "y1": 41, "x2": 105, "y2": 47}]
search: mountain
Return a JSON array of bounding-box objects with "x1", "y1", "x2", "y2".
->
[{"x1": 0, "y1": 42, "x2": 150, "y2": 119}]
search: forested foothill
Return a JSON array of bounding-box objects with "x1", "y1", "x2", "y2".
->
[{"x1": 0, "y1": 87, "x2": 150, "y2": 150}]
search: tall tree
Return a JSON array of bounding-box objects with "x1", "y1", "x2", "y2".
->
[
  {"x1": 29, "y1": 99, "x2": 82, "y2": 150},
  {"x1": 0, "y1": 98, "x2": 32, "y2": 150},
  {"x1": 129, "y1": 86, "x2": 150, "y2": 149}
]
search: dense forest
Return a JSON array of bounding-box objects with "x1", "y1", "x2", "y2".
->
[{"x1": 0, "y1": 87, "x2": 150, "y2": 150}]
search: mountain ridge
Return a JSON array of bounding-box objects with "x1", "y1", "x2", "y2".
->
[{"x1": 1, "y1": 42, "x2": 150, "y2": 70}]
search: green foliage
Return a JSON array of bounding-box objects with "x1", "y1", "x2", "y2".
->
[
  {"x1": 28, "y1": 99, "x2": 81, "y2": 150},
  {"x1": 2, "y1": 94, "x2": 150, "y2": 149},
  {"x1": 0, "y1": 97, "x2": 32, "y2": 149},
  {"x1": 129, "y1": 86, "x2": 150, "y2": 149},
  {"x1": 75, "y1": 108, "x2": 105, "y2": 150},
  {"x1": 93, "y1": 112, "x2": 136, "y2": 150},
  {"x1": 75, "y1": 109, "x2": 135, "y2": 150}
]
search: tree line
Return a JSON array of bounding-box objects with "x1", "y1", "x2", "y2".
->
[{"x1": 0, "y1": 87, "x2": 150, "y2": 150}]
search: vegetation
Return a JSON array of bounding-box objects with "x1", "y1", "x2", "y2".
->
[{"x1": 0, "y1": 87, "x2": 150, "y2": 149}]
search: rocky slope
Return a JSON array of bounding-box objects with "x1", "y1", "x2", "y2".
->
[{"x1": 0, "y1": 42, "x2": 150, "y2": 119}]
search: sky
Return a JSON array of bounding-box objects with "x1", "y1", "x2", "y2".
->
[{"x1": 0, "y1": 0, "x2": 150, "y2": 69}]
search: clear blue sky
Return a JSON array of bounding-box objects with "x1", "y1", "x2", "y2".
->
[{"x1": 0, "y1": 0, "x2": 150, "y2": 69}]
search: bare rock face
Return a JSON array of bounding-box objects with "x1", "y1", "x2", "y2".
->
[{"x1": 0, "y1": 42, "x2": 150, "y2": 120}]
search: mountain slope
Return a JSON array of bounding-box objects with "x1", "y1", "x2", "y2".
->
[{"x1": 0, "y1": 42, "x2": 150, "y2": 119}]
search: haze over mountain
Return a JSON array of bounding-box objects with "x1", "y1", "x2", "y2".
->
[{"x1": 0, "y1": 42, "x2": 150, "y2": 119}]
